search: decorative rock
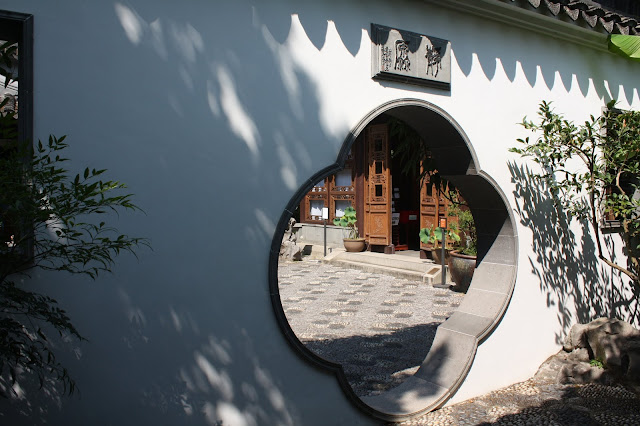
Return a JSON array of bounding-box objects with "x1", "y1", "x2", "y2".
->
[
  {"x1": 586, "y1": 318, "x2": 639, "y2": 368},
  {"x1": 559, "y1": 359, "x2": 614, "y2": 385},
  {"x1": 561, "y1": 317, "x2": 640, "y2": 383},
  {"x1": 280, "y1": 240, "x2": 303, "y2": 261},
  {"x1": 533, "y1": 349, "x2": 614, "y2": 385},
  {"x1": 624, "y1": 338, "x2": 640, "y2": 381},
  {"x1": 407, "y1": 320, "x2": 640, "y2": 426},
  {"x1": 280, "y1": 217, "x2": 303, "y2": 261}
]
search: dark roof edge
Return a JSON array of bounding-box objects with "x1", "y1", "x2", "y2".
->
[
  {"x1": 500, "y1": 0, "x2": 640, "y2": 35},
  {"x1": 424, "y1": 0, "x2": 610, "y2": 51}
]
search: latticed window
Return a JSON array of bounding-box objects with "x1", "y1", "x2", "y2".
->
[
  {"x1": 301, "y1": 153, "x2": 355, "y2": 224},
  {"x1": 0, "y1": 11, "x2": 33, "y2": 256}
]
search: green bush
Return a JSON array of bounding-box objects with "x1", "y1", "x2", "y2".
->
[{"x1": 0, "y1": 135, "x2": 149, "y2": 396}]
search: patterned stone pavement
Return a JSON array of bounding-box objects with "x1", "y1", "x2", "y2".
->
[
  {"x1": 278, "y1": 258, "x2": 465, "y2": 397},
  {"x1": 278, "y1": 258, "x2": 640, "y2": 425},
  {"x1": 401, "y1": 378, "x2": 640, "y2": 425}
]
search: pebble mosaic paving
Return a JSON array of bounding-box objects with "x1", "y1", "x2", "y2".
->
[{"x1": 278, "y1": 259, "x2": 465, "y2": 397}]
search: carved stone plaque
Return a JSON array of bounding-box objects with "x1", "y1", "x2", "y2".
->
[{"x1": 371, "y1": 23, "x2": 451, "y2": 90}]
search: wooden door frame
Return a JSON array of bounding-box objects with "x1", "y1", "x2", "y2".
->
[{"x1": 364, "y1": 123, "x2": 393, "y2": 252}]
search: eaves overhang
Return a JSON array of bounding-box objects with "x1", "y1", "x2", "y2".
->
[
  {"x1": 502, "y1": 0, "x2": 640, "y2": 35},
  {"x1": 423, "y1": 0, "x2": 640, "y2": 52}
]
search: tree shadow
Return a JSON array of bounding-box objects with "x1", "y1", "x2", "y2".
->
[
  {"x1": 508, "y1": 162, "x2": 640, "y2": 343},
  {"x1": 276, "y1": 256, "x2": 465, "y2": 416},
  {"x1": 302, "y1": 322, "x2": 440, "y2": 397},
  {"x1": 476, "y1": 383, "x2": 640, "y2": 425}
]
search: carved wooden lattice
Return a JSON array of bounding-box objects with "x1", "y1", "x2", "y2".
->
[
  {"x1": 419, "y1": 171, "x2": 456, "y2": 249},
  {"x1": 300, "y1": 158, "x2": 355, "y2": 225},
  {"x1": 365, "y1": 124, "x2": 391, "y2": 246}
]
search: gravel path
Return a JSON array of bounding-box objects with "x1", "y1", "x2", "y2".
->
[
  {"x1": 278, "y1": 258, "x2": 640, "y2": 425},
  {"x1": 278, "y1": 258, "x2": 464, "y2": 396},
  {"x1": 402, "y1": 378, "x2": 640, "y2": 425}
]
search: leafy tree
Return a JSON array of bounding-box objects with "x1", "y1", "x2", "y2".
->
[
  {"x1": 511, "y1": 100, "x2": 640, "y2": 293},
  {"x1": 0, "y1": 128, "x2": 148, "y2": 395},
  {"x1": 1, "y1": 38, "x2": 148, "y2": 397}
]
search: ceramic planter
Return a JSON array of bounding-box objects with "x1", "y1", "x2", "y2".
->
[
  {"x1": 448, "y1": 250, "x2": 477, "y2": 293},
  {"x1": 343, "y1": 238, "x2": 366, "y2": 252},
  {"x1": 431, "y1": 247, "x2": 450, "y2": 265}
]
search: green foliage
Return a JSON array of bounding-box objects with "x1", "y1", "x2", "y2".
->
[
  {"x1": 590, "y1": 358, "x2": 605, "y2": 369},
  {"x1": 450, "y1": 206, "x2": 477, "y2": 256},
  {"x1": 418, "y1": 225, "x2": 435, "y2": 246},
  {"x1": 419, "y1": 224, "x2": 460, "y2": 249},
  {"x1": 333, "y1": 206, "x2": 359, "y2": 239},
  {"x1": 511, "y1": 100, "x2": 640, "y2": 290},
  {"x1": 448, "y1": 193, "x2": 477, "y2": 256},
  {"x1": 0, "y1": 134, "x2": 149, "y2": 397},
  {"x1": 608, "y1": 34, "x2": 640, "y2": 62}
]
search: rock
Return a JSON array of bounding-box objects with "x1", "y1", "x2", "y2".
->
[
  {"x1": 533, "y1": 349, "x2": 613, "y2": 386},
  {"x1": 559, "y1": 360, "x2": 614, "y2": 385},
  {"x1": 624, "y1": 337, "x2": 640, "y2": 381},
  {"x1": 572, "y1": 347, "x2": 590, "y2": 363},
  {"x1": 280, "y1": 240, "x2": 303, "y2": 261},
  {"x1": 280, "y1": 217, "x2": 303, "y2": 261},
  {"x1": 564, "y1": 318, "x2": 640, "y2": 367},
  {"x1": 587, "y1": 318, "x2": 639, "y2": 368},
  {"x1": 561, "y1": 318, "x2": 640, "y2": 384},
  {"x1": 563, "y1": 322, "x2": 590, "y2": 352}
]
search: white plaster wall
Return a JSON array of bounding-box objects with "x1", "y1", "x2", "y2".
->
[{"x1": 1, "y1": 0, "x2": 638, "y2": 424}]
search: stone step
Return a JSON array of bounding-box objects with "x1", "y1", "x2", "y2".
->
[
  {"x1": 326, "y1": 258, "x2": 444, "y2": 284},
  {"x1": 331, "y1": 251, "x2": 435, "y2": 273}
]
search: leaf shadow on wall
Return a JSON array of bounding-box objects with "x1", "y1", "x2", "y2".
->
[{"x1": 509, "y1": 162, "x2": 640, "y2": 344}]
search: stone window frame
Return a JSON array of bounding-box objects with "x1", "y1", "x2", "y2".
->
[{"x1": 269, "y1": 99, "x2": 518, "y2": 422}]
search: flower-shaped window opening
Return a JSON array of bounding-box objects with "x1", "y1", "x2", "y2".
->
[{"x1": 270, "y1": 99, "x2": 517, "y2": 422}]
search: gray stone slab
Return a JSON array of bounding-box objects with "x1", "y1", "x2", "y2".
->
[
  {"x1": 440, "y1": 311, "x2": 493, "y2": 338},
  {"x1": 293, "y1": 223, "x2": 346, "y2": 247},
  {"x1": 335, "y1": 251, "x2": 434, "y2": 272},
  {"x1": 456, "y1": 288, "x2": 509, "y2": 320},
  {"x1": 479, "y1": 234, "x2": 516, "y2": 265},
  {"x1": 414, "y1": 328, "x2": 477, "y2": 388},
  {"x1": 471, "y1": 208, "x2": 514, "y2": 237},
  {"x1": 361, "y1": 375, "x2": 448, "y2": 416},
  {"x1": 328, "y1": 259, "x2": 438, "y2": 281},
  {"x1": 425, "y1": 326, "x2": 477, "y2": 356},
  {"x1": 469, "y1": 262, "x2": 516, "y2": 294}
]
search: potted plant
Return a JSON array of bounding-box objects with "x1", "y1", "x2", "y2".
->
[
  {"x1": 419, "y1": 225, "x2": 436, "y2": 260},
  {"x1": 419, "y1": 224, "x2": 460, "y2": 264},
  {"x1": 447, "y1": 207, "x2": 477, "y2": 293},
  {"x1": 334, "y1": 206, "x2": 366, "y2": 252}
]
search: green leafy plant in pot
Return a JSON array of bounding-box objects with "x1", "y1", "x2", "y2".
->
[
  {"x1": 334, "y1": 206, "x2": 365, "y2": 252},
  {"x1": 419, "y1": 224, "x2": 460, "y2": 264},
  {"x1": 449, "y1": 206, "x2": 477, "y2": 256},
  {"x1": 447, "y1": 205, "x2": 477, "y2": 292}
]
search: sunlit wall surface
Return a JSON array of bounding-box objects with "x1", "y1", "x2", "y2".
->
[{"x1": 0, "y1": 0, "x2": 638, "y2": 424}]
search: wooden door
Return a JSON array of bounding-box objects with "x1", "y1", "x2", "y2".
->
[{"x1": 364, "y1": 124, "x2": 392, "y2": 247}]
